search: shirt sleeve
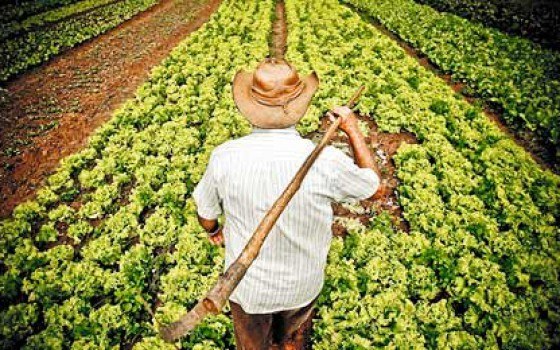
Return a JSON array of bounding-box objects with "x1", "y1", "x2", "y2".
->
[
  {"x1": 328, "y1": 147, "x2": 380, "y2": 202},
  {"x1": 192, "y1": 153, "x2": 222, "y2": 220}
]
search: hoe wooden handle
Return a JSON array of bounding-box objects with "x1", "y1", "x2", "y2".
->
[{"x1": 160, "y1": 85, "x2": 365, "y2": 343}]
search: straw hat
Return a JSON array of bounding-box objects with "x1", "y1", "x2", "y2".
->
[{"x1": 233, "y1": 58, "x2": 319, "y2": 129}]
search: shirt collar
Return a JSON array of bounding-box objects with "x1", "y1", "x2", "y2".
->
[{"x1": 251, "y1": 125, "x2": 300, "y2": 136}]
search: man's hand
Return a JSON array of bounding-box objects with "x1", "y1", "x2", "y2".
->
[
  {"x1": 331, "y1": 105, "x2": 377, "y2": 171},
  {"x1": 209, "y1": 228, "x2": 224, "y2": 246},
  {"x1": 197, "y1": 215, "x2": 224, "y2": 246},
  {"x1": 332, "y1": 106, "x2": 360, "y2": 136}
]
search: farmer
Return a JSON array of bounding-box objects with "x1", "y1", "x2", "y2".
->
[{"x1": 192, "y1": 58, "x2": 383, "y2": 349}]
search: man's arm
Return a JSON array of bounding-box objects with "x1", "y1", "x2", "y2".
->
[
  {"x1": 192, "y1": 153, "x2": 224, "y2": 246},
  {"x1": 332, "y1": 106, "x2": 387, "y2": 200},
  {"x1": 197, "y1": 215, "x2": 223, "y2": 245}
]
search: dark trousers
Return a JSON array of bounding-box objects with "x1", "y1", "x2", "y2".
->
[{"x1": 230, "y1": 297, "x2": 317, "y2": 350}]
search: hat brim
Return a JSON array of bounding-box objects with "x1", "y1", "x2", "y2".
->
[{"x1": 233, "y1": 70, "x2": 319, "y2": 129}]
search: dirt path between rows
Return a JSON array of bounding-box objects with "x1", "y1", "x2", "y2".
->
[
  {"x1": 271, "y1": 0, "x2": 287, "y2": 59},
  {"x1": 0, "y1": 0, "x2": 222, "y2": 219},
  {"x1": 343, "y1": 2, "x2": 557, "y2": 174}
]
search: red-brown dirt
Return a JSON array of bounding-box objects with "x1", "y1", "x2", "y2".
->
[
  {"x1": 0, "y1": 0, "x2": 222, "y2": 219},
  {"x1": 271, "y1": 0, "x2": 287, "y2": 59},
  {"x1": 306, "y1": 115, "x2": 417, "y2": 235}
]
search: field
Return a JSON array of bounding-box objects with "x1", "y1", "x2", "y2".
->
[
  {"x1": 344, "y1": 0, "x2": 560, "y2": 171},
  {"x1": 0, "y1": 0, "x2": 559, "y2": 349}
]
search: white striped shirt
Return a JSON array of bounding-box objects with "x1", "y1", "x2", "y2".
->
[{"x1": 192, "y1": 126, "x2": 379, "y2": 313}]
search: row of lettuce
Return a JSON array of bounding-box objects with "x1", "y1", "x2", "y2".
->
[
  {"x1": 414, "y1": 0, "x2": 560, "y2": 49},
  {"x1": 343, "y1": 0, "x2": 560, "y2": 166},
  {"x1": 286, "y1": 0, "x2": 560, "y2": 347},
  {"x1": 0, "y1": 0, "x2": 82, "y2": 23},
  {"x1": 0, "y1": 0, "x2": 159, "y2": 82},
  {"x1": 0, "y1": 0, "x2": 273, "y2": 348},
  {"x1": 0, "y1": 0, "x2": 121, "y2": 41},
  {"x1": 1, "y1": 0, "x2": 559, "y2": 349}
]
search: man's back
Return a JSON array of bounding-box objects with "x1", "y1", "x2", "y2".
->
[{"x1": 193, "y1": 127, "x2": 378, "y2": 313}]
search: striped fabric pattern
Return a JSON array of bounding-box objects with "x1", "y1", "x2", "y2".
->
[{"x1": 192, "y1": 126, "x2": 379, "y2": 313}]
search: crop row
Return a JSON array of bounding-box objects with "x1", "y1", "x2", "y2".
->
[
  {"x1": 0, "y1": 0, "x2": 158, "y2": 82},
  {"x1": 343, "y1": 0, "x2": 560, "y2": 163},
  {"x1": 0, "y1": 0, "x2": 82, "y2": 24},
  {"x1": 414, "y1": 0, "x2": 560, "y2": 48},
  {"x1": 285, "y1": 0, "x2": 560, "y2": 347},
  {"x1": 0, "y1": 0, "x2": 273, "y2": 348},
  {"x1": 0, "y1": 0, "x2": 122, "y2": 41}
]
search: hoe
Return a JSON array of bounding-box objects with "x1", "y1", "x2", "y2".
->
[{"x1": 160, "y1": 85, "x2": 365, "y2": 343}]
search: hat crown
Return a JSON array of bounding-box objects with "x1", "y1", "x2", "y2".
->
[
  {"x1": 232, "y1": 58, "x2": 319, "y2": 129},
  {"x1": 251, "y1": 58, "x2": 304, "y2": 106}
]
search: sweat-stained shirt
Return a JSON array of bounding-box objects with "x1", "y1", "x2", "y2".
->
[{"x1": 192, "y1": 125, "x2": 379, "y2": 313}]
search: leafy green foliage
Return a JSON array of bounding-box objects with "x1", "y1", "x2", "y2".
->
[
  {"x1": 0, "y1": 0, "x2": 82, "y2": 24},
  {"x1": 0, "y1": 0, "x2": 272, "y2": 348},
  {"x1": 415, "y1": 0, "x2": 560, "y2": 48},
  {"x1": 344, "y1": 0, "x2": 560, "y2": 162},
  {"x1": 1, "y1": 0, "x2": 559, "y2": 348},
  {"x1": 0, "y1": 0, "x2": 159, "y2": 82},
  {"x1": 0, "y1": 0, "x2": 120, "y2": 41},
  {"x1": 285, "y1": 0, "x2": 560, "y2": 347}
]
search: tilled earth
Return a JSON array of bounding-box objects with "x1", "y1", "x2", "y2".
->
[
  {"x1": 0, "y1": 0, "x2": 222, "y2": 218},
  {"x1": 306, "y1": 115, "x2": 417, "y2": 235}
]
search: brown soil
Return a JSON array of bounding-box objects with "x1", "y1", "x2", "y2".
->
[
  {"x1": 306, "y1": 116, "x2": 417, "y2": 235},
  {"x1": 0, "y1": 0, "x2": 222, "y2": 219},
  {"x1": 271, "y1": 0, "x2": 287, "y2": 59},
  {"x1": 344, "y1": 3, "x2": 556, "y2": 174}
]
